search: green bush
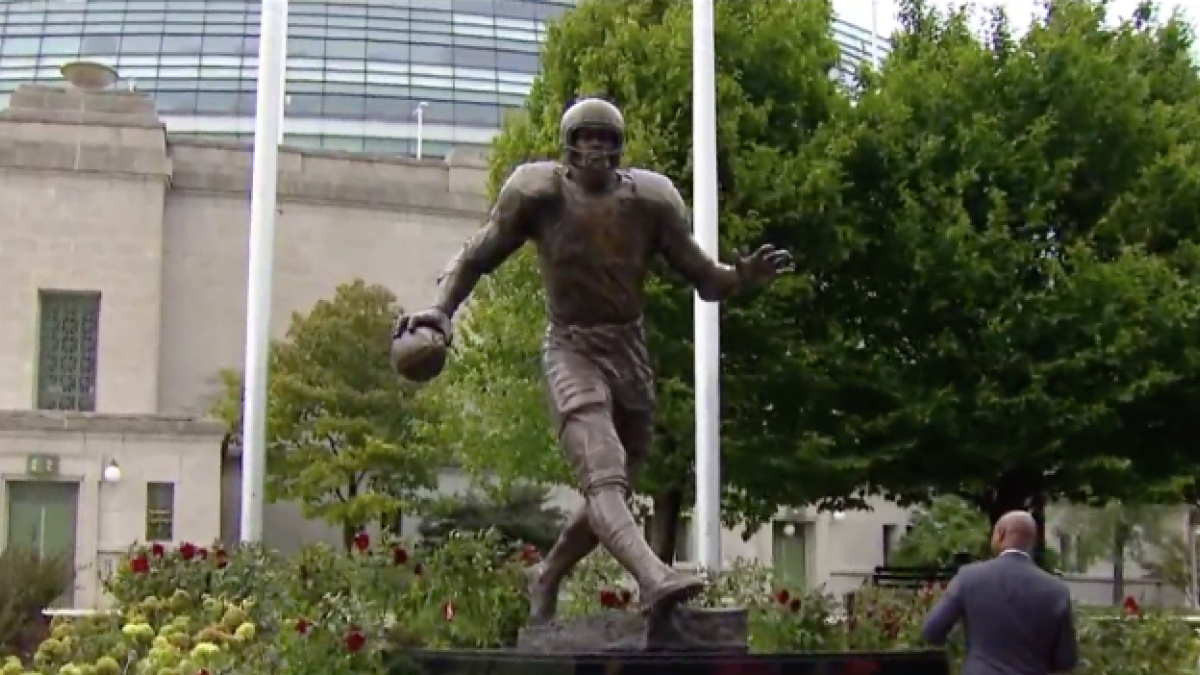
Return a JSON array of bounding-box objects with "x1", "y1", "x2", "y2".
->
[
  {"x1": 0, "y1": 549, "x2": 73, "y2": 658},
  {"x1": 1, "y1": 536, "x2": 1195, "y2": 675}
]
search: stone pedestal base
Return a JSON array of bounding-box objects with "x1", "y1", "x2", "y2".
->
[{"x1": 516, "y1": 606, "x2": 749, "y2": 653}]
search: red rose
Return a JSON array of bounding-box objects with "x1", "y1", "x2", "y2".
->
[
  {"x1": 130, "y1": 554, "x2": 150, "y2": 574},
  {"x1": 150, "y1": 543, "x2": 165, "y2": 558},
  {"x1": 393, "y1": 547, "x2": 408, "y2": 565},
  {"x1": 295, "y1": 619, "x2": 311, "y2": 634},
  {"x1": 344, "y1": 628, "x2": 366, "y2": 652},
  {"x1": 775, "y1": 589, "x2": 790, "y2": 605},
  {"x1": 599, "y1": 589, "x2": 621, "y2": 609},
  {"x1": 179, "y1": 542, "x2": 197, "y2": 560},
  {"x1": 444, "y1": 601, "x2": 456, "y2": 621},
  {"x1": 1123, "y1": 596, "x2": 1141, "y2": 616},
  {"x1": 789, "y1": 598, "x2": 802, "y2": 613},
  {"x1": 353, "y1": 531, "x2": 370, "y2": 552},
  {"x1": 197, "y1": 548, "x2": 208, "y2": 560},
  {"x1": 199, "y1": 671, "x2": 210, "y2": 675}
]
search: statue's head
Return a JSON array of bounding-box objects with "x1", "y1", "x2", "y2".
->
[{"x1": 560, "y1": 97, "x2": 624, "y2": 186}]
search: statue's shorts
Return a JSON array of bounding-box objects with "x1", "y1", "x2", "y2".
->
[{"x1": 542, "y1": 319, "x2": 655, "y2": 493}]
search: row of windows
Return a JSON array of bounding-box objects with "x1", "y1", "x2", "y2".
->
[
  {"x1": 183, "y1": 132, "x2": 472, "y2": 158},
  {"x1": 2, "y1": 1, "x2": 573, "y2": 22},
  {"x1": 150, "y1": 90, "x2": 516, "y2": 125},
  {"x1": 0, "y1": 35, "x2": 544, "y2": 72},
  {"x1": 1, "y1": 19, "x2": 546, "y2": 43}
]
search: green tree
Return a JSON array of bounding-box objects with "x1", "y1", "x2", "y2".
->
[
  {"x1": 430, "y1": 0, "x2": 862, "y2": 558},
  {"x1": 801, "y1": 0, "x2": 1200, "y2": 526},
  {"x1": 418, "y1": 484, "x2": 565, "y2": 554},
  {"x1": 1061, "y1": 500, "x2": 1189, "y2": 604},
  {"x1": 890, "y1": 496, "x2": 990, "y2": 567},
  {"x1": 214, "y1": 280, "x2": 441, "y2": 550}
]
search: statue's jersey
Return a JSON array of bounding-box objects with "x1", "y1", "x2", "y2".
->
[{"x1": 460, "y1": 161, "x2": 722, "y2": 327}]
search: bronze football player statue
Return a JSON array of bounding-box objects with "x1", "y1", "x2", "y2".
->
[{"x1": 395, "y1": 97, "x2": 792, "y2": 624}]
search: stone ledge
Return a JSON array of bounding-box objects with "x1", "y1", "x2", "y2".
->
[
  {"x1": 0, "y1": 138, "x2": 172, "y2": 178},
  {"x1": 0, "y1": 410, "x2": 227, "y2": 437}
]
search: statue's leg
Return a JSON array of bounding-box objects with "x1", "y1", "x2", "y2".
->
[{"x1": 527, "y1": 408, "x2": 648, "y2": 625}]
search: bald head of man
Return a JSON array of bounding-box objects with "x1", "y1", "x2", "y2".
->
[{"x1": 991, "y1": 510, "x2": 1037, "y2": 556}]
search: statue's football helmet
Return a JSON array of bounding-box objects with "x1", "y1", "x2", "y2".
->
[{"x1": 560, "y1": 97, "x2": 625, "y2": 171}]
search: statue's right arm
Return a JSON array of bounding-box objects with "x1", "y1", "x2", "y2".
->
[{"x1": 432, "y1": 167, "x2": 534, "y2": 318}]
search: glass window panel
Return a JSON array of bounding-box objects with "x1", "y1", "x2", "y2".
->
[
  {"x1": 364, "y1": 96, "x2": 414, "y2": 121},
  {"x1": 454, "y1": 46, "x2": 495, "y2": 68},
  {"x1": 454, "y1": 101, "x2": 500, "y2": 126},
  {"x1": 41, "y1": 36, "x2": 82, "y2": 56},
  {"x1": 124, "y1": 10, "x2": 168, "y2": 23},
  {"x1": 236, "y1": 92, "x2": 257, "y2": 115},
  {"x1": 491, "y1": 1, "x2": 539, "y2": 19},
  {"x1": 411, "y1": 44, "x2": 450, "y2": 65},
  {"x1": 203, "y1": 24, "x2": 249, "y2": 35},
  {"x1": 328, "y1": 16, "x2": 366, "y2": 29},
  {"x1": 287, "y1": 93, "x2": 323, "y2": 115},
  {"x1": 412, "y1": 21, "x2": 451, "y2": 34},
  {"x1": 497, "y1": 51, "x2": 540, "y2": 73},
  {"x1": 365, "y1": 137, "x2": 409, "y2": 154},
  {"x1": 145, "y1": 483, "x2": 175, "y2": 543},
  {"x1": 197, "y1": 79, "x2": 243, "y2": 92},
  {"x1": 44, "y1": 11, "x2": 82, "y2": 24},
  {"x1": 202, "y1": 35, "x2": 243, "y2": 54},
  {"x1": 241, "y1": 37, "x2": 260, "y2": 56},
  {"x1": 36, "y1": 292, "x2": 100, "y2": 413},
  {"x1": 160, "y1": 35, "x2": 204, "y2": 54},
  {"x1": 322, "y1": 94, "x2": 366, "y2": 118},
  {"x1": 323, "y1": 135, "x2": 366, "y2": 152},
  {"x1": 0, "y1": 38, "x2": 41, "y2": 56},
  {"x1": 154, "y1": 91, "x2": 198, "y2": 113},
  {"x1": 82, "y1": 35, "x2": 121, "y2": 54},
  {"x1": 326, "y1": 39, "x2": 366, "y2": 60},
  {"x1": 121, "y1": 35, "x2": 163, "y2": 54},
  {"x1": 366, "y1": 41, "x2": 409, "y2": 62},
  {"x1": 84, "y1": 12, "x2": 124, "y2": 25},
  {"x1": 371, "y1": 19, "x2": 409, "y2": 32},
  {"x1": 423, "y1": 102, "x2": 456, "y2": 124},
  {"x1": 288, "y1": 38, "x2": 325, "y2": 58},
  {"x1": 196, "y1": 91, "x2": 240, "y2": 114}
]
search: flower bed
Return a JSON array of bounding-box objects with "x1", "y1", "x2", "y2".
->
[{"x1": 1, "y1": 532, "x2": 1196, "y2": 675}]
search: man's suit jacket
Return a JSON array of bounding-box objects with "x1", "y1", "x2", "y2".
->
[{"x1": 921, "y1": 552, "x2": 1078, "y2": 675}]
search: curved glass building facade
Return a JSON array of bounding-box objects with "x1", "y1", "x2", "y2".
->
[
  {"x1": 0, "y1": 1, "x2": 881, "y2": 158},
  {"x1": 0, "y1": 0, "x2": 572, "y2": 157}
]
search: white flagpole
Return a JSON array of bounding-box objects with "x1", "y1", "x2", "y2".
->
[{"x1": 239, "y1": 0, "x2": 288, "y2": 543}]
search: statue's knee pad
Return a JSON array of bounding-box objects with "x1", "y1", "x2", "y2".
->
[{"x1": 559, "y1": 404, "x2": 629, "y2": 495}]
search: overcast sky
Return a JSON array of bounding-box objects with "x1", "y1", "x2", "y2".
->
[{"x1": 834, "y1": 0, "x2": 1196, "y2": 39}]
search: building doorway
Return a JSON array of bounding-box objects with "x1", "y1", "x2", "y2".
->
[{"x1": 5, "y1": 480, "x2": 79, "y2": 606}]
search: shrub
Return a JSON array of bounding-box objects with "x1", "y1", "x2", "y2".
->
[
  {"x1": 5, "y1": 535, "x2": 1197, "y2": 675},
  {"x1": 0, "y1": 549, "x2": 73, "y2": 658}
]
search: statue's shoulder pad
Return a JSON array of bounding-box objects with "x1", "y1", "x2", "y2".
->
[
  {"x1": 625, "y1": 168, "x2": 682, "y2": 205},
  {"x1": 504, "y1": 161, "x2": 564, "y2": 198}
]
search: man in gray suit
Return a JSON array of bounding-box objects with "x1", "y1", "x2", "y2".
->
[{"x1": 922, "y1": 510, "x2": 1078, "y2": 675}]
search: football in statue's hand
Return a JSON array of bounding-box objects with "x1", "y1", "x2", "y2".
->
[{"x1": 390, "y1": 326, "x2": 448, "y2": 383}]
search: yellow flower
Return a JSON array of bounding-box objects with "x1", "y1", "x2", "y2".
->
[
  {"x1": 219, "y1": 607, "x2": 247, "y2": 631},
  {"x1": 151, "y1": 637, "x2": 171, "y2": 651},
  {"x1": 37, "y1": 638, "x2": 63, "y2": 654},
  {"x1": 49, "y1": 624, "x2": 73, "y2": 640},
  {"x1": 233, "y1": 623, "x2": 255, "y2": 641},
  {"x1": 106, "y1": 645, "x2": 128, "y2": 662},
  {"x1": 169, "y1": 590, "x2": 191, "y2": 612},
  {"x1": 120, "y1": 623, "x2": 155, "y2": 641},
  {"x1": 93, "y1": 656, "x2": 121, "y2": 675},
  {"x1": 57, "y1": 665, "x2": 81, "y2": 675},
  {"x1": 1, "y1": 657, "x2": 22, "y2": 675},
  {"x1": 188, "y1": 642, "x2": 221, "y2": 662}
]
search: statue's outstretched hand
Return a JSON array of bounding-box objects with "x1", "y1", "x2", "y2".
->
[
  {"x1": 393, "y1": 307, "x2": 454, "y2": 346},
  {"x1": 735, "y1": 244, "x2": 794, "y2": 289}
]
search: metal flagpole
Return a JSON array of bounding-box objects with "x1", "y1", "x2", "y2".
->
[
  {"x1": 239, "y1": 0, "x2": 288, "y2": 543},
  {"x1": 692, "y1": 0, "x2": 722, "y2": 572}
]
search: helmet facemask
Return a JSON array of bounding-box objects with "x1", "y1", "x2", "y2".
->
[{"x1": 564, "y1": 124, "x2": 623, "y2": 173}]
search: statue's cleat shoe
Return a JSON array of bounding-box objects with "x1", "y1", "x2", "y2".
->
[
  {"x1": 526, "y1": 563, "x2": 560, "y2": 626},
  {"x1": 640, "y1": 570, "x2": 704, "y2": 616}
]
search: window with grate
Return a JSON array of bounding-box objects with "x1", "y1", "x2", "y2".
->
[
  {"x1": 37, "y1": 291, "x2": 101, "y2": 412},
  {"x1": 146, "y1": 482, "x2": 175, "y2": 542}
]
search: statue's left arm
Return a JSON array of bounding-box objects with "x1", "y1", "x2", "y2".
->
[{"x1": 652, "y1": 177, "x2": 743, "y2": 302}]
